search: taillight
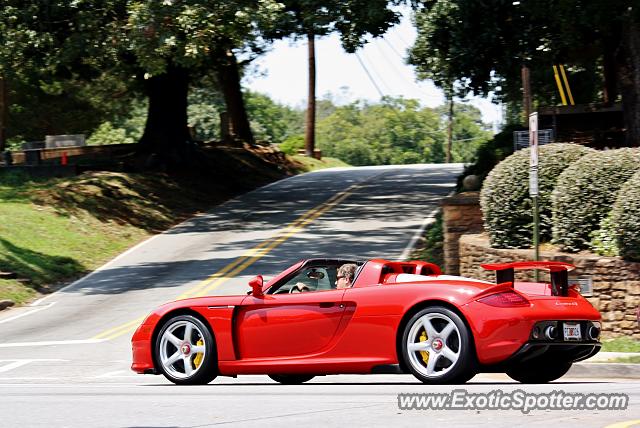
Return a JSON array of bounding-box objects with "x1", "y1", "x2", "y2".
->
[{"x1": 477, "y1": 291, "x2": 530, "y2": 307}]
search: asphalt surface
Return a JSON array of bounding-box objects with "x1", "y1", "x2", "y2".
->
[{"x1": 0, "y1": 163, "x2": 638, "y2": 428}]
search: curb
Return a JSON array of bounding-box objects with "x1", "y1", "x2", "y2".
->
[{"x1": 568, "y1": 363, "x2": 640, "y2": 379}]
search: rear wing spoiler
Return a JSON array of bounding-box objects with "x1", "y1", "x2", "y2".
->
[{"x1": 481, "y1": 261, "x2": 575, "y2": 297}]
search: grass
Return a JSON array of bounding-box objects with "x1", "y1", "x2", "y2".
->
[
  {"x1": 601, "y1": 337, "x2": 640, "y2": 353},
  {"x1": 0, "y1": 144, "x2": 290, "y2": 306},
  {"x1": 604, "y1": 356, "x2": 640, "y2": 364},
  {"x1": 289, "y1": 155, "x2": 350, "y2": 172}
]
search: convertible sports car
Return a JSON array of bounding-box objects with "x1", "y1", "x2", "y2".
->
[{"x1": 131, "y1": 258, "x2": 602, "y2": 385}]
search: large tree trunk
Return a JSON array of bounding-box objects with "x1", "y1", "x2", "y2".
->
[
  {"x1": 618, "y1": 19, "x2": 640, "y2": 147},
  {"x1": 138, "y1": 65, "x2": 191, "y2": 156},
  {"x1": 216, "y1": 50, "x2": 254, "y2": 145},
  {"x1": 305, "y1": 32, "x2": 316, "y2": 157}
]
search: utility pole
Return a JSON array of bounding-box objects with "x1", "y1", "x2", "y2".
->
[
  {"x1": 521, "y1": 64, "x2": 532, "y2": 125},
  {"x1": 446, "y1": 94, "x2": 454, "y2": 163},
  {"x1": 305, "y1": 32, "x2": 316, "y2": 158},
  {"x1": 0, "y1": 76, "x2": 7, "y2": 152}
]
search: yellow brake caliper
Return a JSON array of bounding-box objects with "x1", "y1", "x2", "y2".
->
[
  {"x1": 193, "y1": 339, "x2": 204, "y2": 368},
  {"x1": 419, "y1": 330, "x2": 429, "y2": 364}
]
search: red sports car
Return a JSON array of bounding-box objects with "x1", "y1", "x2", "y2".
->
[{"x1": 131, "y1": 258, "x2": 601, "y2": 385}]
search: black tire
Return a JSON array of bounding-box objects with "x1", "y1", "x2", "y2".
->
[
  {"x1": 400, "y1": 306, "x2": 476, "y2": 384},
  {"x1": 506, "y1": 361, "x2": 572, "y2": 383},
  {"x1": 268, "y1": 374, "x2": 315, "y2": 384},
  {"x1": 155, "y1": 314, "x2": 218, "y2": 385}
]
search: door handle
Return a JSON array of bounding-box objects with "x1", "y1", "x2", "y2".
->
[{"x1": 319, "y1": 302, "x2": 336, "y2": 308}]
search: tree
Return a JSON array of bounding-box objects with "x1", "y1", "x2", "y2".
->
[
  {"x1": 313, "y1": 96, "x2": 490, "y2": 165},
  {"x1": 409, "y1": 0, "x2": 640, "y2": 144},
  {"x1": 0, "y1": 1, "x2": 285, "y2": 161},
  {"x1": 269, "y1": 0, "x2": 403, "y2": 156}
]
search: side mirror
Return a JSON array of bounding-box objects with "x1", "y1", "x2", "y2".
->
[{"x1": 249, "y1": 275, "x2": 264, "y2": 298}]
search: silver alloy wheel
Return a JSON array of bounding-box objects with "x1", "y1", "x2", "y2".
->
[
  {"x1": 159, "y1": 319, "x2": 206, "y2": 380},
  {"x1": 406, "y1": 312, "x2": 461, "y2": 378}
]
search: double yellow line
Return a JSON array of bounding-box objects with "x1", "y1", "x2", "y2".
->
[{"x1": 91, "y1": 183, "x2": 361, "y2": 342}]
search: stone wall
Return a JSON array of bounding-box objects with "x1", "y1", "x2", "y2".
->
[
  {"x1": 459, "y1": 233, "x2": 640, "y2": 338},
  {"x1": 441, "y1": 192, "x2": 484, "y2": 275}
]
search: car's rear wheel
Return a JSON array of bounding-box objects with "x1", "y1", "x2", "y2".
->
[
  {"x1": 506, "y1": 361, "x2": 572, "y2": 383},
  {"x1": 401, "y1": 306, "x2": 475, "y2": 384},
  {"x1": 268, "y1": 374, "x2": 315, "y2": 384},
  {"x1": 155, "y1": 314, "x2": 217, "y2": 385}
]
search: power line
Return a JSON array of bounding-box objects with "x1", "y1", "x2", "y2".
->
[
  {"x1": 355, "y1": 51, "x2": 385, "y2": 99},
  {"x1": 360, "y1": 49, "x2": 394, "y2": 95}
]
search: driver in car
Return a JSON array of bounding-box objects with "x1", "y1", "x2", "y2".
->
[{"x1": 293, "y1": 263, "x2": 357, "y2": 292}]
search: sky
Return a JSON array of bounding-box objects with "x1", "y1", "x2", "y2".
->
[{"x1": 243, "y1": 8, "x2": 503, "y2": 130}]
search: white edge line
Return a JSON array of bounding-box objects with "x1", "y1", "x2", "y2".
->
[
  {"x1": 399, "y1": 206, "x2": 441, "y2": 261},
  {"x1": 0, "y1": 339, "x2": 107, "y2": 348},
  {"x1": 0, "y1": 302, "x2": 57, "y2": 325}
]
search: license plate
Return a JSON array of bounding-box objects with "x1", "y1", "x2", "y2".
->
[{"x1": 563, "y1": 322, "x2": 582, "y2": 341}]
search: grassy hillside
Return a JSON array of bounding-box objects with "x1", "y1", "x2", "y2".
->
[
  {"x1": 0, "y1": 144, "x2": 293, "y2": 305},
  {"x1": 289, "y1": 155, "x2": 350, "y2": 172}
]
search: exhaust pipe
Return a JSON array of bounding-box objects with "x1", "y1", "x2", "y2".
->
[{"x1": 544, "y1": 325, "x2": 557, "y2": 340}]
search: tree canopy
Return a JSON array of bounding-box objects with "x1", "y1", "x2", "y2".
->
[{"x1": 409, "y1": 0, "x2": 640, "y2": 144}]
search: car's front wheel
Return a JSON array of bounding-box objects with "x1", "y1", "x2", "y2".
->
[
  {"x1": 506, "y1": 361, "x2": 572, "y2": 383},
  {"x1": 155, "y1": 314, "x2": 218, "y2": 385},
  {"x1": 401, "y1": 306, "x2": 476, "y2": 384},
  {"x1": 268, "y1": 374, "x2": 315, "y2": 384}
]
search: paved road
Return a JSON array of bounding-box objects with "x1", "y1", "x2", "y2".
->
[
  {"x1": 1, "y1": 375, "x2": 638, "y2": 427},
  {"x1": 0, "y1": 164, "x2": 460, "y2": 381},
  {"x1": 1, "y1": 163, "x2": 638, "y2": 427}
]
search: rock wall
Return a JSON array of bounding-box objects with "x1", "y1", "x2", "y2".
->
[
  {"x1": 441, "y1": 192, "x2": 484, "y2": 275},
  {"x1": 459, "y1": 233, "x2": 640, "y2": 338}
]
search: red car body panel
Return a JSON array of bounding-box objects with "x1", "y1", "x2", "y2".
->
[{"x1": 131, "y1": 259, "x2": 601, "y2": 376}]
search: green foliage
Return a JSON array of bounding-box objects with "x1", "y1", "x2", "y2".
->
[
  {"x1": 552, "y1": 148, "x2": 640, "y2": 252},
  {"x1": 315, "y1": 97, "x2": 490, "y2": 166},
  {"x1": 245, "y1": 92, "x2": 303, "y2": 143},
  {"x1": 601, "y1": 337, "x2": 640, "y2": 353},
  {"x1": 272, "y1": 1, "x2": 401, "y2": 53},
  {"x1": 87, "y1": 122, "x2": 135, "y2": 146},
  {"x1": 609, "y1": 170, "x2": 640, "y2": 261},
  {"x1": 408, "y1": 0, "x2": 625, "y2": 109},
  {"x1": 480, "y1": 143, "x2": 593, "y2": 248},
  {"x1": 589, "y1": 214, "x2": 619, "y2": 257},
  {"x1": 187, "y1": 103, "x2": 221, "y2": 142},
  {"x1": 457, "y1": 124, "x2": 518, "y2": 190},
  {"x1": 279, "y1": 135, "x2": 305, "y2": 155}
]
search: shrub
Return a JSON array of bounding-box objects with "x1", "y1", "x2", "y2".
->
[
  {"x1": 610, "y1": 170, "x2": 640, "y2": 261},
  {"x1": 279, "y1": 135, "x2": 304, "y2": 155},
  {"x1": 456, "y1": 124, "x2": 518, "y2": 191},
  {"x1": 481, "y1": 143, "x2": 593, "y2": 248},
  {"x1": 87, "y1": 122, "x2": 134, "y2": 145},
  {"x1": 552, "y1": 148, "x2": 640, "y2": 252}
]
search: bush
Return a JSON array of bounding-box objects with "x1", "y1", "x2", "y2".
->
[
  {"x1": 609, "y1": 170, "x2": 640, "y2": 260},
  {"x1": 481, "y1": 143, "x2": 593, "y2": 248},
  {"x1": 552, "y1": 148, "x2": 640, "y2": 252},
  {"x1": 456, "y1": 124, "x2": 518, "y2": 191},
  {"x1": 87, "y1": 122, "x2": 134, "y2": 145},
  {"x1": 279, "y1": 135, "x2": 305, "y2": 155}
]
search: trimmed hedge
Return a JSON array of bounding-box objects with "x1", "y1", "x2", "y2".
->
[
  {"x1": 552, "y1": 148, "x2": 640, "y2": 252},
  {"x1": 480, "y1": 143, "x2": 593, "y2": 248},
  {"x1": 610, "y1": 170, "x2": 640, "y2": 261}
]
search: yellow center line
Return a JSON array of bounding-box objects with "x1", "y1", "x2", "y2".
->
[
  {"x1": 91, "y1": 183, "x2": 361, "y2": 342},
  {"x1": 604, "y1": 421, "x2": 640, "y2": 428}
]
